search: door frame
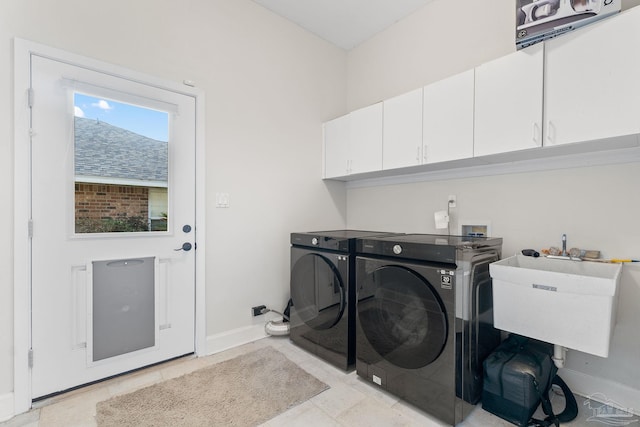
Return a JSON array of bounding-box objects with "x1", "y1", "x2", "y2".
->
[{"x1": 13, "y1": 38, "x2": 207, "y2": 415}]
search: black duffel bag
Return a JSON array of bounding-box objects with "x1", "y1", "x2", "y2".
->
[{"x1": 482, "y1": 335, "x2": 578, "y2": 427}]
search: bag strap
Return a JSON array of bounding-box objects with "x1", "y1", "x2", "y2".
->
[
  {"x1": 529, "y1": 377, "x2": 559, "y2": 427},
  {"x1": 528, "y1": 374, "x2": 578, "y2": 426},
  {"x1": 551, "y1": 375, "x2": 578, "y2": 423}
]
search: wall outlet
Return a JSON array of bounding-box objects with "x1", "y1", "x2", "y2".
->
[{"x1": 252, "y1": 305, "x2": 266, "y2": 316}]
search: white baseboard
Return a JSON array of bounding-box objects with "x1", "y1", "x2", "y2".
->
[
  {"x1": 561, "y1": 368, "x2": 640, "y2": 416},
  {"x1": 205, "y1": 324, "x2": 268, "y2": 356},
  {"x1": 0, "y1": 392, "x2": 14, "y2": 422}
]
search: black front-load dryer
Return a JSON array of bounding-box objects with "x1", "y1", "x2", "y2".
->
[
  {"x1": 355, "y1": 234, "x2": 502, "y2": 425},
  {"x1": 289, "y1": 230, "x2": 400, "y2": 371}
]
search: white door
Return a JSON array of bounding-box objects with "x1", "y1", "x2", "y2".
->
[{"x1": 30, "y1": 55, "x2": 196, "y2": 398}]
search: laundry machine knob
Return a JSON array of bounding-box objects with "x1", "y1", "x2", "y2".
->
[
  {"x1": 393, "y1": 244, "x2": 402, "y2": 255},
  {"x1": 311, "y1": 237, "x2": 319, "y2": 245}
]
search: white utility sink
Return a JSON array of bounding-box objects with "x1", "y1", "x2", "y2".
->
[{"x1": 490, "y1": 255, "x2": 622, "y2": 357}]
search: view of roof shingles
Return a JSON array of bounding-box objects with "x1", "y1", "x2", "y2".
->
[{"x1": 74, "y1": 117, "x2": 168, "y2": 182}]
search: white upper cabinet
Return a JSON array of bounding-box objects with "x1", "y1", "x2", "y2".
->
[
  {"x1": 423, "y1": 69, "x2": 474, "y2": 164},
  {"x1": 323, "y1": 102, "x2": 383, "y2": 178},
  {"x1": 474, "y1": 42, "x2": 544, "y2": 157},
  {"x1": 349, "y1": 102, "x2": 383, "y2": 175},
  {"x1": 382, "y1": 88, "x2": 423, "y2": 170},
  {"x1": 323, "y1": 9, "x2": 639, "y2": 182},
  {"x1": 323, "y1": 114, "x2": 350, "y2": 178},
  {"x1": 544, "y1": 7, "x2": 640, "y2": 146}
]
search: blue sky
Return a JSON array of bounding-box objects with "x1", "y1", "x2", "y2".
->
[{"x1": 74, "y1": 93, "x2": 169, "y2": 142}]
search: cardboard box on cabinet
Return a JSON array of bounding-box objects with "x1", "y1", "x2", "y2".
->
[{"x1": 516, "y1": 0, "x2": 621, "y2": 49}]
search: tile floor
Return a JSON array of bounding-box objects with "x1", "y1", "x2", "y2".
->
[{"x1": 1, "y1": 336, "x2": 637, "y2": 427}]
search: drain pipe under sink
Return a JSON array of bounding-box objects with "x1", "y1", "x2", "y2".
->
[{"x1": 552, "y1": 344, "x2": 567, "y2": 368}]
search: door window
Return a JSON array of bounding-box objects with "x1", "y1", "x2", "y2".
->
[
  {"x1": 74, "y1": 93, "x2": 169, "y2": 233},
  {"x1": 357, "y1": 265, "x2": 448, "y2": 369},
  {"x1": 291, "y1": 253, "x2": 345, "y2": 330}
]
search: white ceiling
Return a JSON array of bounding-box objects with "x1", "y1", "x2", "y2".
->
[{"x1": 251, "y1": 0, "x2": 435, "y2": 50}]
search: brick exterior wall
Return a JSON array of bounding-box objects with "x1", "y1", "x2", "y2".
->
[{"x1": 75, "y1": 183, "x2": 149, "y2": 220}]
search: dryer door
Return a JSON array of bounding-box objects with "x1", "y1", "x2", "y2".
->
[
  {"x1": 290, "y1": 251, "x2": 345, "y2": 330},
  {"x1": 357, "y1": 260, "x2": 448, "y2": 369}
]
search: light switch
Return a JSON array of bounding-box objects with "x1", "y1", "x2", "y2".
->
[{"x1": 215, "y1": 192, "x2": 230, "y2": 208}]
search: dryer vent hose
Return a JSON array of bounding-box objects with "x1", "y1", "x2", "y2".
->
[
  {"x1": 265, "y1": 319, "x2": 290, "y2": 336},
  {"x1": 262, "y1": 302, "x2": 291, "y2": 336}
]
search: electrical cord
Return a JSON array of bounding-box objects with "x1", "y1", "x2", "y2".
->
[
  {"x1": 447, "y1": 198, "x2": 454, "y2": 235},
  {"x1": 260, "y1": 307, "x2": 289, "y2": 321}
]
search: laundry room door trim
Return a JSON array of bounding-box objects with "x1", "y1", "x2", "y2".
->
[{"x1": 12, "y1": 38, "x2": 207, "y2": 416}]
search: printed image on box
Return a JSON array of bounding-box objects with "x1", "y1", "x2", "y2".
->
[{"x1": 516, "y1": 0, "x2": 620, "y2": 49}]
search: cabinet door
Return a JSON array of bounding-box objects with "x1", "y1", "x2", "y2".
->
[
  {"x1": 323, "y1": 114, "x2": 350, "y2": 178},
  {"x1": 382, "y1": 88, "x2": 423, "y2": 170},
  {"x1": 423, "y1": 69, "x2": 474, "y2": 164},
  {"x1": 474, "y1": 43, "x2": 544, "y2": 157},
  {"x1": 349, "y1": 102, "x2": 383, "y2": 175},
  {"x1": 544, "y1": 8, "x2": 640, "y2": 146}
]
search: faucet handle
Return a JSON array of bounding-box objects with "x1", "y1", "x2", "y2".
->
[{"x1": 569, "y1": 247, "x2": 581, "y2": 258}]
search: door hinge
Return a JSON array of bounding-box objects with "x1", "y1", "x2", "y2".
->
[
  {"x1": 28, "y1": 219, "x2": 33, "y2": 239},
  {"x1": 28, "y1": 348, "x2": 33, "y2": 368},
  {"x1": 28, "y1": 88, "x2": 34, "y2": 108}
]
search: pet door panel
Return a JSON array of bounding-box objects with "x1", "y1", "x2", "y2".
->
[{"x1": 92, "y1": 257, "x2": 155, "y2": 361}]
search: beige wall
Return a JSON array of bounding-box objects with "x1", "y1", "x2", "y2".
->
[
  {"x1": 347, "y1": 0, "x2": 640, "y2": 110},
  {"x1": 4, "y1": 0, "x2": 640, "y2": 415},
  {"x1": 345, "y1": 0, "x2": 640, "y2": 406},
  {"x1": 0, "y1": 0, "x2": 347, "y2": 400}
]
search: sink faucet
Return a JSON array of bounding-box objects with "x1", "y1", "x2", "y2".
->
[{"x1": 562, "y1": 234, "x2": 567, "y2": 257}]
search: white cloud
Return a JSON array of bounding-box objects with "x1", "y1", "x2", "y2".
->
[
  {"x1": 74, "y1": 106, "x2": 85, "y2": 117},
  {"x1": 91, "y1": 99, "x2": 113, "y2": 111}
]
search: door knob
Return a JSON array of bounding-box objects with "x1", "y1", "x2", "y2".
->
[{"x1": 174, "y1": 242, "x2": 192, "y2": 251}]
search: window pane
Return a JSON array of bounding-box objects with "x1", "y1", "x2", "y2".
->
[{"x1": 74, "y1": 93, "x2": 169, "y2": 233}]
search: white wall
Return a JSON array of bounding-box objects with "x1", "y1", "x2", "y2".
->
[
  {"x1": 0, "y1": 0, "x2": 347, "y2": 402},
  {"x1": 345, "y1": 0, "x2": 640, "y2": 408}
]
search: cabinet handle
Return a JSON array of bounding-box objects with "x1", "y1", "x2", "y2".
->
[
  {"x1": 423, "y1": 145, "x2": 427, "y2": 163},
  {"x1": 416, "y1": 147, "x2": 421, "y2": 162},
  {"x1": 533, "y1": 123, "x2": 540, "y2": 146},
  {"x1": 547, "y1": 121, "x2": 556, "y2": 145},
  {"x1": 346, "y1": 159, "x2": 350, "y2": 175}
]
